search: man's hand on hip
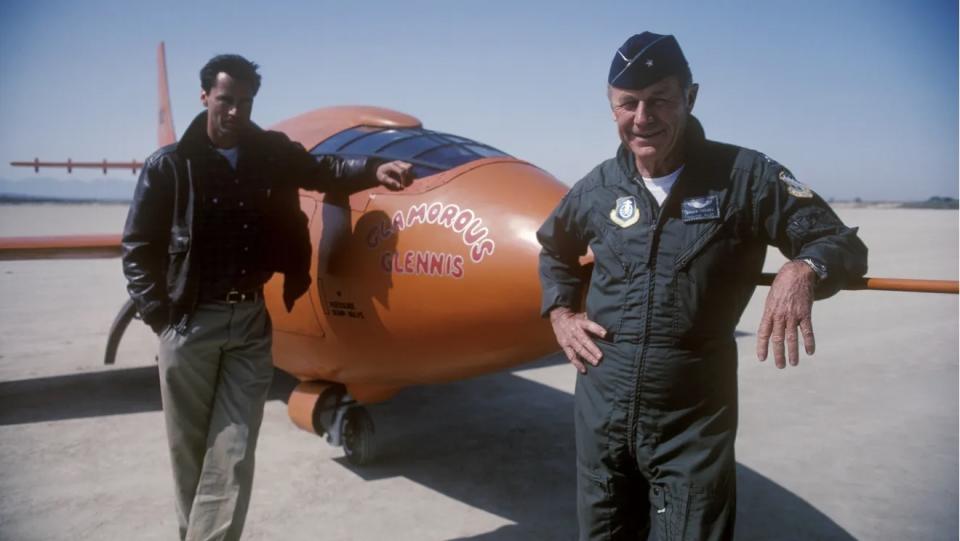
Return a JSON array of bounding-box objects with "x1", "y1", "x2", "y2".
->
[
  {"x1": 376, "y1": 161, "x2": 415, "y2": 190},
  {"x1": 549, "y1": 307, "x2": 607, "y2": 374},
  {"x1": 756, "y1": 260, "x2": 817, "y2": 368}
]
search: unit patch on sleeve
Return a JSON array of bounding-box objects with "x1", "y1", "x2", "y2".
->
[
  {"x1": 610, "y1": 196, "x2": 640, "y2": 228},
  {"x1": 681, "y1": 195, "x2": 720, "y2": 222},
  {"x1": 779, "y1": 169, "x2": 813, "y2": 198}
]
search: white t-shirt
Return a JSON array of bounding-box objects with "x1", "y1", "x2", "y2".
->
[
  {"x1": 641, "y1": 165, "x2": 684, "y2": 206},
  {"x1": 216, "y1": 146, "x2": 239, "y2": 170}
]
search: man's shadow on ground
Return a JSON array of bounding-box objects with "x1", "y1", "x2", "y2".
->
[{"x1": 0, "y1": 354, "x2": 853, "y2": 540}]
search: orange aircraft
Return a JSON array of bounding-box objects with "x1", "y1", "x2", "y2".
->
[{"x1": 3, "y1": 43, "x2": 957, "y2": 465}]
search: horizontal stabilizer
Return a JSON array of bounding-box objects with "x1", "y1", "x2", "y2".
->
[{"x1": 10, "y1": 159, "x2": 143, "y2": 175}]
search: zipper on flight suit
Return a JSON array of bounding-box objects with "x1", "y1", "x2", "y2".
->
[{"x1": 625, "y1": 176, "x2": 670, "y2": 459}]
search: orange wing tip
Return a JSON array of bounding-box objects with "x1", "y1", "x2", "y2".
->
[
  {"x1": 857, "y1": 277, "x2": 959, "y2": 294},
  {"x1": 757, "y1": 273, "x2": 959, "y2": 294}
]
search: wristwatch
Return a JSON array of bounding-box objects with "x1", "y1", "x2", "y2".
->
[{"x1": 798, "y1": 258, "x2": 828, "y2": 282}]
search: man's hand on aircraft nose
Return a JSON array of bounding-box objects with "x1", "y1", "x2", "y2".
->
[
  {"x1": 376, "y1": 161, "x2": 415, "y2": 190},
  {"x1": 549, "y1": 307, "x2": 606, "y2": 374},
  {"x1": 757, "y1": 260, "x2": 817, "y2": 369}
]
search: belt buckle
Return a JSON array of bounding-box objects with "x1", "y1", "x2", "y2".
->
[{"x1": 225, "y1": 289, "x2": 244, "y2": 303}]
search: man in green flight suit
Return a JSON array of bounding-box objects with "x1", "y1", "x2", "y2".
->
[{"x1": 537, "y1": 32, "x2": 868, "y2": 540}]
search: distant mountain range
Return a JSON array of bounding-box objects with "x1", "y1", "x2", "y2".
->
[{"x1": 0, "y1": 177, "x2": 136, "y2": 201}]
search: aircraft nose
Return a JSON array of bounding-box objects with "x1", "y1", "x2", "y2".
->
[
  {"x1": 433, "y1": 159, "x2": 571, "y2": 366},
  {"x1": 306, "y1": 157, "x2": 576, "y2": 383}
]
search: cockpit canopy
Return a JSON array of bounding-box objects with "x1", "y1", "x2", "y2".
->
[{"x1": 311, "y1": 126, "x2": 510, "y2": 178}]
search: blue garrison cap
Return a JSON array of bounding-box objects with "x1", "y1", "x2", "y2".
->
[{"x1": 608, "y1": 32, "x2": 691, "y2": 90}]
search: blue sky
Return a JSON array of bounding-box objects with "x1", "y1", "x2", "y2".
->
[{"x1": 0, "y1": 0, "x2": 956, "y2": 200}]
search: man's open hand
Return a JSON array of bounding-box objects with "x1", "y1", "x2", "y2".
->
[
  {"x1": 756, "y1": 260, "x2": 817, "y2": 368},
  {"x1": 376, "y1": 161, "x2": 415, "y2": 190},
  {"x1": 550, "y1": 307, "x2": 607, "y2": 374}
]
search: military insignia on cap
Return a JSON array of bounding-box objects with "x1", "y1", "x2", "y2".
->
[
  {"x1": 779, "y1": 169, "x2": 813, "y2": 198},
  {"x1": 608, "y1": 32, "x2": 688, "y2": 90},
  {"x1": 610, "y1": 196, "x2": 640, "y2": 228}
]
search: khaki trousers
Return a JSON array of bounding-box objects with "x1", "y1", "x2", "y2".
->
[{"x1": 158, "y1": 299, "x2": 273, "y2": 541}]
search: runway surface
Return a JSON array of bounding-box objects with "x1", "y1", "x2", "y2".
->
[{"x1": 1, "y1": 204, "x2": 956, "y2": 540}]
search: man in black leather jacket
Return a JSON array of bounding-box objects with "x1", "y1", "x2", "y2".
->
[
  {"x1": 122, "y1": 54, "x2": 413, "y2": 541},
  {"x1": 538, "y1": 33, "x2": 867, "y2": 540}
]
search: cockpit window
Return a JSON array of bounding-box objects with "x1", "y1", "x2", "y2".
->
[{"x1": 311, "y1": 126, "x2": 511, "y2": 178}]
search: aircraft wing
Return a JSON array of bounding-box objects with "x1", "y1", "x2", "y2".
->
[{"x1": 0, "y1": 235, "x2": 122, "y2": 260}]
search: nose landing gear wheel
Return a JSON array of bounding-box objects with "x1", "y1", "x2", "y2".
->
[{"x1": 341, "y1": 406, "x2": 375, "y2": 466}]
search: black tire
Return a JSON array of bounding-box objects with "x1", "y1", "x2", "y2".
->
[{"x1": 341, "y1": 406, "x2": 376, "y2": 466}]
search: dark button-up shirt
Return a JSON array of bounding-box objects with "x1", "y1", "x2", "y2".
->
[{"x1": 194, "y1": 150, "x2": 273, "y2": 298}]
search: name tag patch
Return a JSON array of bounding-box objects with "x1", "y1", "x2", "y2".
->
[
  {"x1": 610, "y1": 196, "x2": 640, "y2": 228},
  {"x1": 681, "y1": 195, "x2": 720, "y2": 222}
]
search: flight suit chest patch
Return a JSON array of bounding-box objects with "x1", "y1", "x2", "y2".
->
[
  {"x1": 609, "y1": 196, "x2": 640, "y2": 228},
  {"x1": 681, "y1": 195, "x2": 720, "y2": 222}
]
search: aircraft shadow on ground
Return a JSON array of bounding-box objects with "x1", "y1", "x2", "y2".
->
[
  {"x1": 0, "y1": 353, "x2": 851, "y2": 540},
  {"x1": 0, "y1": 365, "x2": 296, "y2": 426},
  {"x1": 338, "y1": 355, "x2": 853, "y2": 541}
]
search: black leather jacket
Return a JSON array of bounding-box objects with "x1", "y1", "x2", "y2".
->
[{"x1": 122, "y1": 112, "x2": 380, "y2": 332}]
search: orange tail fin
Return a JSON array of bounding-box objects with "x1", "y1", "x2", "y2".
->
[
  {"x1": 157, "y1": 41, "x2": 176, "y2": 146},
  {"x1": 11, "y1": 42, "x2": 175, "y2": 173}
]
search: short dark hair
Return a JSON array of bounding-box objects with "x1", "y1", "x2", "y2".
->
[{"x1": 200, "y1": 54, "x2": 261, "y2": 95}]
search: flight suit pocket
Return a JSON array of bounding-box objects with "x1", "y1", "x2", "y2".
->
[
  {"x1": 576, "y1": 465, "x2": 617, "y2": 538},
  {"x1": 674, "y1": 213, "x2": 736, "y2": 272},
  {"x1": 651, "y1": 485, "x2": 689, "y2": 541},
  {"x1": 588, "y1": 214, "x2": 628, "y2": 267},
  {"x1": 670, "y1": 212, "x2": 748, "y2": 341}
]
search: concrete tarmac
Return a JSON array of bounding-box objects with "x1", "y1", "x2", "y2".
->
[{"x1": 0, "y1": 204, "x2": 957, "y2": 540}]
